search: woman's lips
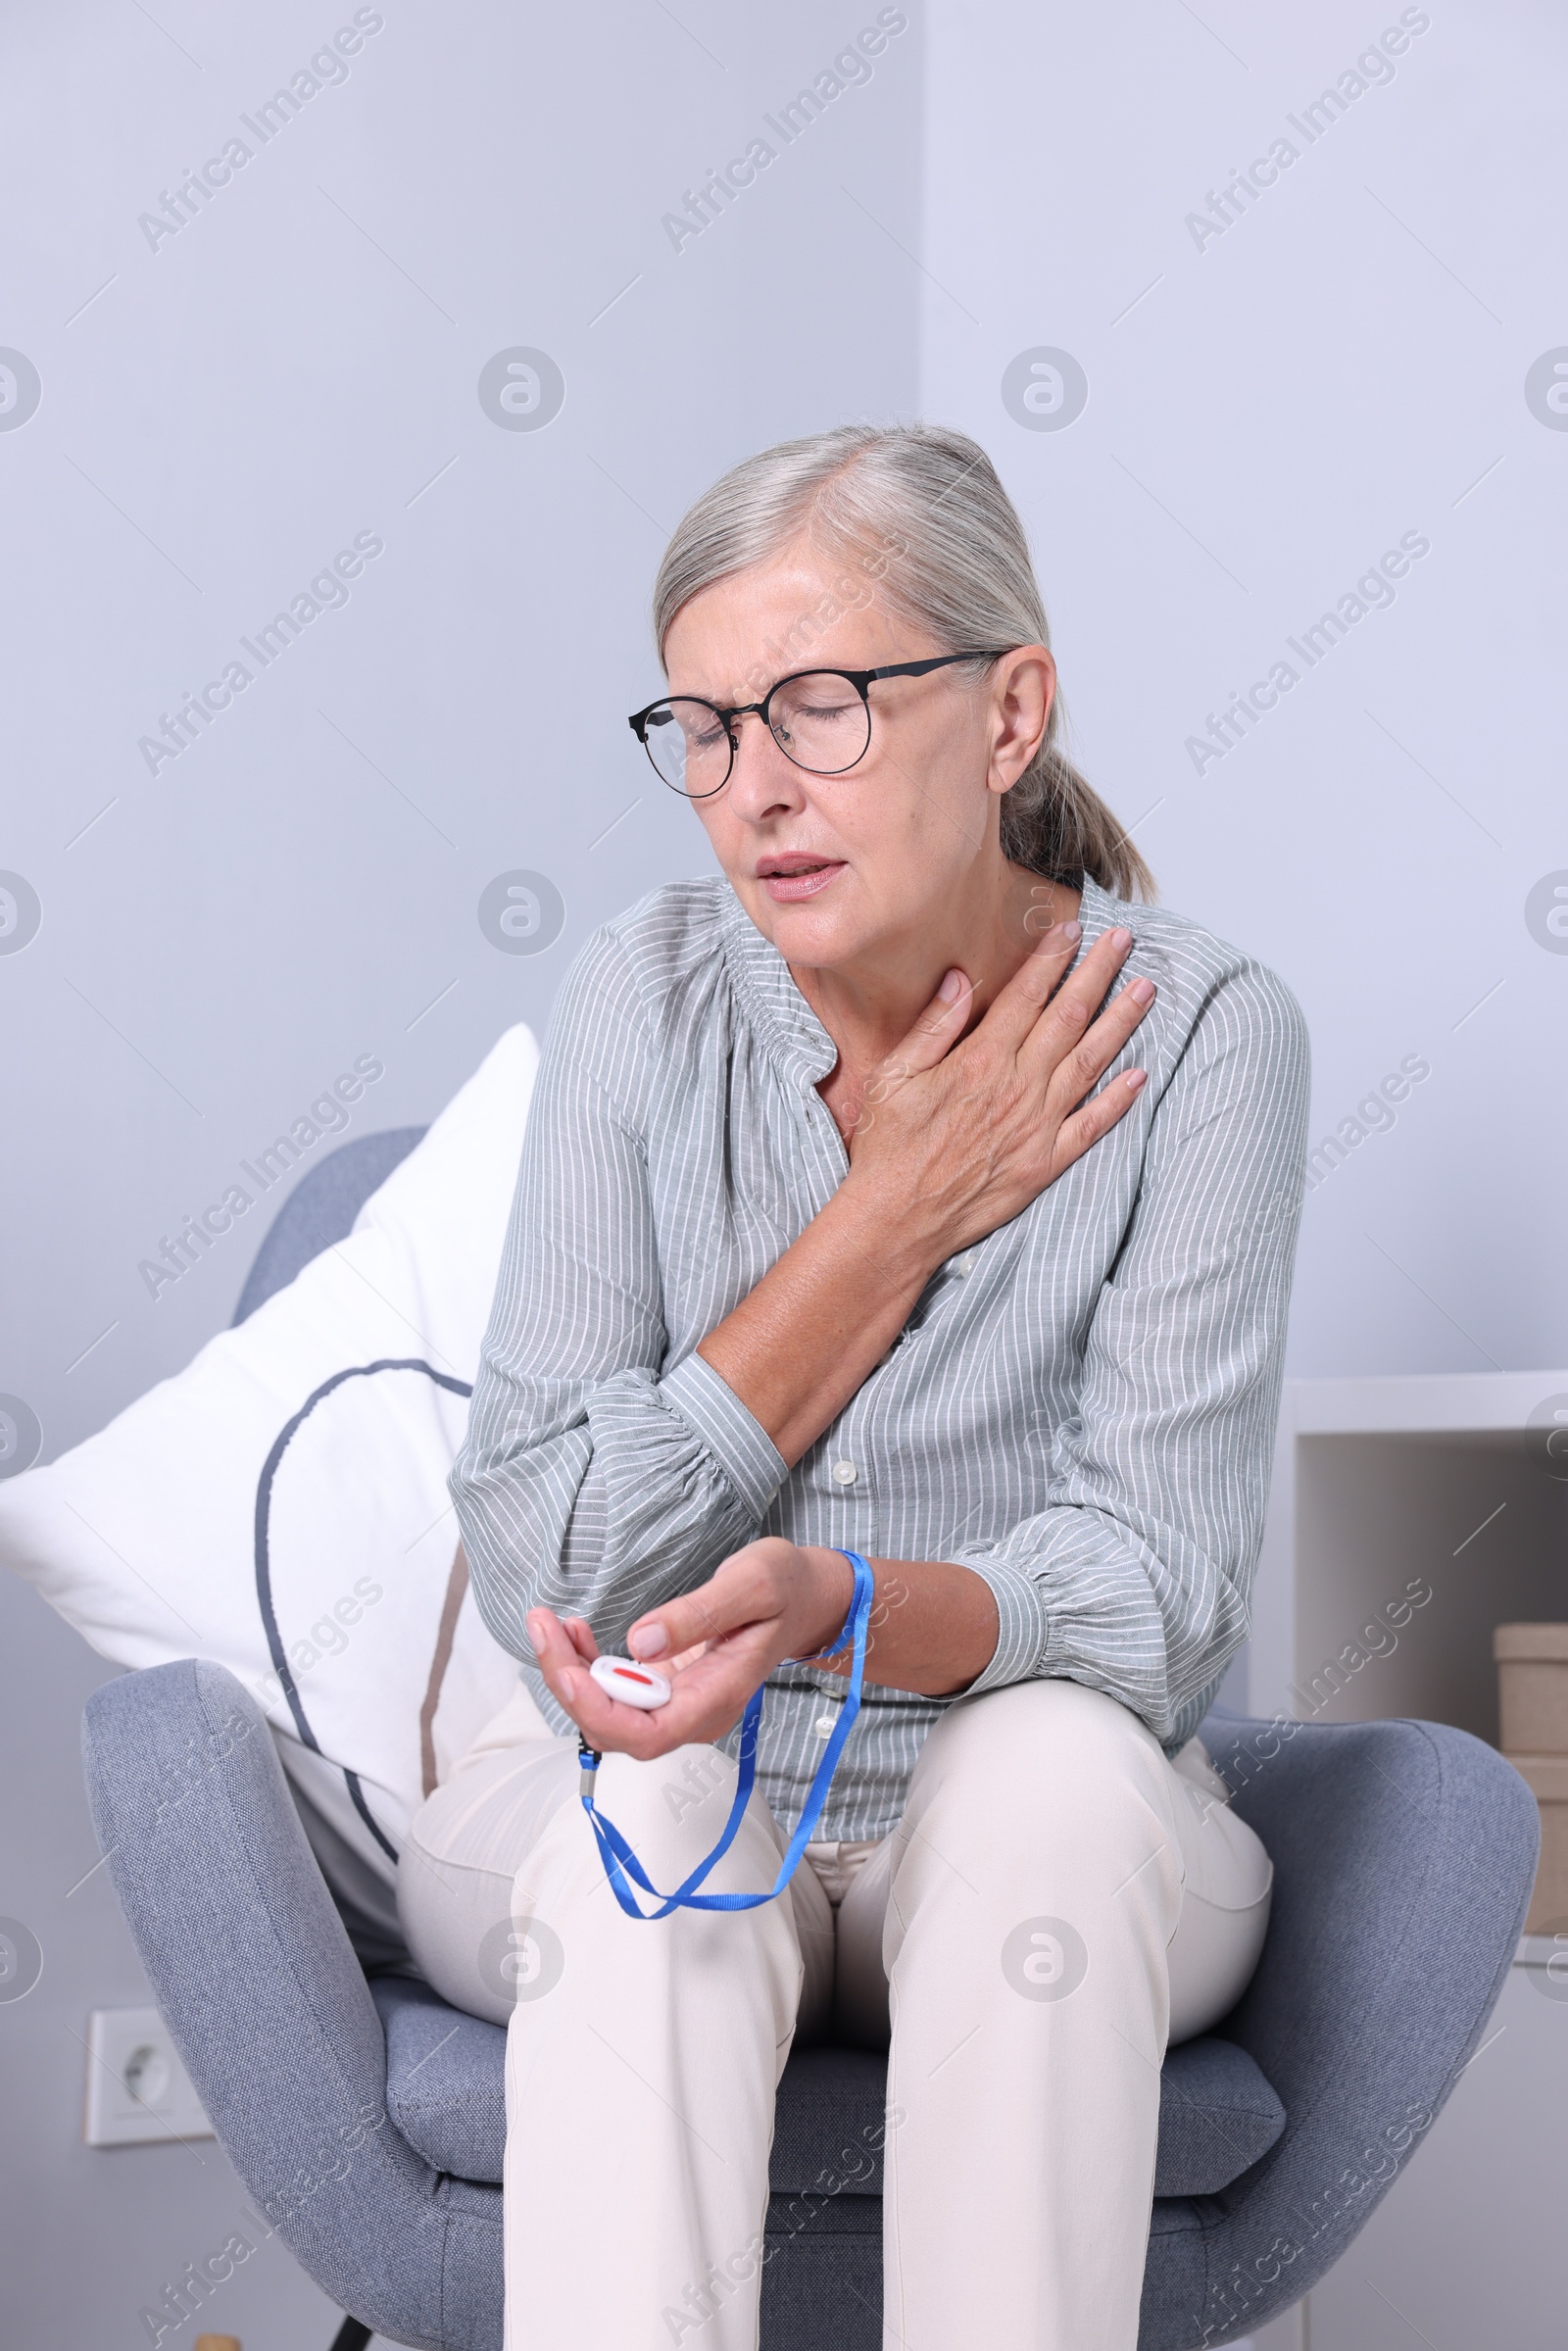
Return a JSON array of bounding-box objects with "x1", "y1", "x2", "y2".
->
[{"x1": 758, "y1": 860, "x2": 846, "y2": 903}]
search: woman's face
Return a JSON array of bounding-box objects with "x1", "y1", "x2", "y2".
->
[{"x1": 662, "y1": 545, "x2": 1054, "y2": 975}]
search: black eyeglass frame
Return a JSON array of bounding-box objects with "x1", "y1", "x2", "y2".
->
[{"x1": 626, "y1": 650, "x2": 1018, "y2": 798}]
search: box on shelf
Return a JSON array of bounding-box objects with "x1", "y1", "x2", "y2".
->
[
  {"x1": 1495, "y1": 1625, "x2": 1568, "y2": 1935},
  {"x1": 1503, "y1": 1752, "x2": 1568, "y2": 1934}
]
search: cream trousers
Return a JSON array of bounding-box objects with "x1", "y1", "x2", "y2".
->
[{"x1": 400, "y1": 1674, "x2": 1273, "y2": 2351}]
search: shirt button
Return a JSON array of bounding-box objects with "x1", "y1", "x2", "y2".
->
[
  {"x1": 953, "y1": 1250, "x2": 978, "y2": 1275},
  {"x1": 831, "y1": 1458, "x2": 858, "y2": 1487}
]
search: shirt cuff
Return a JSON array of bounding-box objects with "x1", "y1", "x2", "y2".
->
[
  {"x1": 659, "y1": 1350, "x2": 789, "y2": 1525},
  {"x1": 953, "y1": 1553, "x2": 1051, "y2": 1696}
]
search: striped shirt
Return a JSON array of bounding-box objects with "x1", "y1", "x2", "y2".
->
[{"x1": 452, "y1": 872, "x2": 1309, "y2": 1841}]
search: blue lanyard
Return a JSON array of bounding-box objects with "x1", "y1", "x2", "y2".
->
[{"x1": 579, "y1": 1550, "x2": 875, "y2": 1920}]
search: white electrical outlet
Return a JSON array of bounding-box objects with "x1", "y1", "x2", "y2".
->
[{"x1": 83, "y1": 2007, "x2": 215, "y2": 2147}]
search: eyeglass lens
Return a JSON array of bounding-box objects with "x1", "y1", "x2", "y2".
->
[{"x1": 641, "y1": 673, "x2": 871, "y2": 796}]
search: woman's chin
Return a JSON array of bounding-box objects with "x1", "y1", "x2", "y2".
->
[{"x1": 737, "y1": 871, "x2": 855, "y2": 950}]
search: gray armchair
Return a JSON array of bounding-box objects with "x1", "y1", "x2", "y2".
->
[{"x1": 81, "y1": 1132, "x2": 1539, "y2": 2349}]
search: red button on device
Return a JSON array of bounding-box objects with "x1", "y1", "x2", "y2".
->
[{"x1": 588, "y1": 1655, "x2": 672, "y2": 1709}]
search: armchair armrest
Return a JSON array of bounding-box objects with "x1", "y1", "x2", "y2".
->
[{"x1": 82, "y1": 1658, "x2": 501, "y2": 2351}]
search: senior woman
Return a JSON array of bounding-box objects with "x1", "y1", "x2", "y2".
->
[{"x1": 400, "y1": 421, "x2": 1309, "y2": 2351}]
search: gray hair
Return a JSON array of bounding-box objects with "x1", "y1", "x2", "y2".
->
[{"x1": 652, "y1": 421, "x2": 1153, "y2": 901}]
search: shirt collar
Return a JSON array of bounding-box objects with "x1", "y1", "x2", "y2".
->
[{"x1": 717, "y1": 888, "x2": 839, "y2": 1091}]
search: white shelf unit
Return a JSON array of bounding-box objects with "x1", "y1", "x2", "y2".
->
[
  {"x1": 1250, "y1": 1371, "x2": 1568, "y2": 1737},
  {"x1": 1243, "y1": 1372, "x2": 1568, "y2": 2351}
]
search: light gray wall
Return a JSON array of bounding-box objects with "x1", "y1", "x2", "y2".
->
[
  {"x1": 0, "y1": 3, "x2": 920, "y2": 2340},
  {"x1": 917, "y1": 0, "x2": 1567, "y2": 1381}
]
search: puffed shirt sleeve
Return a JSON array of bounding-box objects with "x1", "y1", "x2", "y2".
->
[
  {"x1": 950, "y1": 959, "x2": 1310, "y2": 1748},
  {"x1": 451, "y1": 925, "x2": 789, "y2": 1666}
]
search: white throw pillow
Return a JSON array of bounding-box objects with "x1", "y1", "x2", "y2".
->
[{"x1": 0, "y1": 1024, "x2": 537, "y2": 1916}]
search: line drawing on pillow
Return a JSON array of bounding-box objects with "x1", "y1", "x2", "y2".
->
[{"x1": 254, "y1": 1357, "x2": 473, "y2": 1860}]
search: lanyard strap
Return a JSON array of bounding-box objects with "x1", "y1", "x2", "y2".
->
[{"x1": 579, "y1": 1551, "x2": 875, "y2": 1921}]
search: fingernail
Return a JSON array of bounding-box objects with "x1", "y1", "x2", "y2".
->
[
  {"x1": 1060, "y1": 919, "x2": 1082, "y2": 943},
  {"x1": 526, "y1": 1612, "x2": 547, "y2": 1643},
  {"x1": 1129, "y1": 977, "x2": 1155, "y2": 1004},
  {"x1": 560, "y1": 1669, "x2": 577, "y2": 1699},
  {"x1": 1126, "y1": 1069, "x2": 1148, "y2": 1093},
  {"x1": 1110, "y1": 927, "x2": 1132, "y2": 951},
  {"x1": 628, "y1": 1624, "x2": 668, "y2": 1659},
  {"x1": 938, "y1": 967, "x2": 964, "y2": 1001}
]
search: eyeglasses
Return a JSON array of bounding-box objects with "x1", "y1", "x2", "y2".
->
[{"x1": 626, "y1": 651, "x2": 1015, "y2": 799}]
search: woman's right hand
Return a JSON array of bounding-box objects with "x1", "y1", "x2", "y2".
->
[
  {"x1": 695, "y1": 917, "x2": 1156, "y2": 1466},
  {"x1": 842, "y1": 920, "x2": 1154, "y2": 1270}
]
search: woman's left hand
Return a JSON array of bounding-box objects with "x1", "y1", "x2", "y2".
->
[{"x1": 525, "y1": 1539, "x2": 856, "y2": 1762}]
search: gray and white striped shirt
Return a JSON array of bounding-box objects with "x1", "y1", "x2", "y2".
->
[{"x1": 453, "y1": 873, "x2": 1309, "y2": 1841}]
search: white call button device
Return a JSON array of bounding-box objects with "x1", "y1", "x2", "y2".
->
[{"x1": 589, "y1": 1656, "x2": 672, "y2": 1709}]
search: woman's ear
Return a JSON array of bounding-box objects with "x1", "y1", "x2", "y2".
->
[{"x1": 987, "y1": 646, "x2": 1055, "y2": 794}]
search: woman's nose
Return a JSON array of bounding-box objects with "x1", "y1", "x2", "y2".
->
[{"x1": 725, "y1": 710, "x2": 806, "y2": 819}]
